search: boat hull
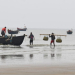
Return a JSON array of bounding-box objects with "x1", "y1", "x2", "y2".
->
[
  {"x1": 8, "y1": 30, "x2": 18, "y2": 34},
  {"x1": 0, "y1": 34, "x2": 25, "y2": 46},
  {"x1": 67, "y1": 31, "x2": 73, "y2": 34},
  {"x1": 17, "y1": 28, "x2": 27, "y2": 31}
]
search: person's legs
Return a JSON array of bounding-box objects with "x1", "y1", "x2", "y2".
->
[
  {"x1": 30, "y1": 40, "x2": 33, "y2": 45},
  {"x1": 32, "y1": 40, "x2": 33, "y2": 45},
  {"x1": 50, "y1": 40, "x2": 55, "y2": 48},
  {"x1": 31, "y1": 40, "x2": 33, "y2": 45},
  {"x1": 50, "y1": 40, "x2": 52, "y2": 48},
  {"x1": 1, "y1": 31, "x2": 5, "y2": 37},
  {"x1": 53, "y1": 41, "x2": 55, "y2": 47},
  {"x1": 30, "y1": 40, "x2": 31, "y2": 45}
]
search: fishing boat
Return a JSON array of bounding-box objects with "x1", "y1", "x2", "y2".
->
[
  {"x1": 67, "y1": 30, "x2": 73, "y2": 34},
  {"x1": 0, "y1": 34, "x2": 25, "y2": 46},
  {"x1": 8, "y1": 29, "x2": 19, "y2": 34},
  {"x1": 17, "y1": 27, "x2": 27, "y2": 31}
]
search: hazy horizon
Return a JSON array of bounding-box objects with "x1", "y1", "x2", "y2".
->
[{"x1": 0, "y1": 0, "x2": 75, "y2": 29}]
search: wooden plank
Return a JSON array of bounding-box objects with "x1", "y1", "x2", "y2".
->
[{"x1": 40, "y1": 34, "x2": 66, "y2": 36}]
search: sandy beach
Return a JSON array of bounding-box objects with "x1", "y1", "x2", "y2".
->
[{"x1": 0, "y1": 64, "x2": 75, "y2": 75}]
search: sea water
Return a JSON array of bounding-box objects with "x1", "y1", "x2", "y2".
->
[{"x1": 0, "y1": 28, "x2": 75, "y2": 66}]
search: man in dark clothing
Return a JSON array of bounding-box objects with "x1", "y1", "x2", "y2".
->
[
  {"x1": 29, "y1": 32, "x2": 34, "y2": 45},
  {"x1": 49, "y1": 33, "x2": 55, "y2": 47}
]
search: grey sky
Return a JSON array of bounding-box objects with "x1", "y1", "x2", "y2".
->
[{"x1": 0, "y1": 0, "x2": 75, "y2": 29}]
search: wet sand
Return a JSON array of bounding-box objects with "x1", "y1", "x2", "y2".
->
[{"x1": 0, "y1": 64, "x2": 75, "y2": 75}]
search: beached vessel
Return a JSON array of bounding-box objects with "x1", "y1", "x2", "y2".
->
[
  {"x1": 0, "y1": 34, "x2": 25, "y2": 46},
  {"x1": 17, "y1": 27, "x2": 27, "y2": 31},
  {"x1": 8, "y1": 29, "x2": 19, "y2": 34}
]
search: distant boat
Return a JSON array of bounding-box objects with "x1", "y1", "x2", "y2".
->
[
  {"x1": 17, "y1": 27, "x2": 27, "y2": 31},
  {"x1": 67, "y1": 30, "x2": 73, "y2": 34},
  {"x1": 8, "y1": 29, "x2": 19, "y2": 34},
  {"x1": 0, "y1": 34, "x2": 25, "y2": 46}
]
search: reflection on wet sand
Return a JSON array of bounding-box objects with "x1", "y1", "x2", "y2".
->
[
  {"x1": 29, "y1": 45, "x2": 33, "y2": 48},
  {"x1": 51, "y1": 53, "x2": 61, "y2": 59},
  {"x1": 0, "y1": 47, "x2": 62, "y2": 64},
  {"x1": 0, "y1": 53, "x2": 61, "y2": 61},
  {"x1": 0, "y1": 54, "x2": 24, "y2": 60},
  {"x1": 56, "y1": 53, "x2": 61, "y2": 58},
  {"x1": 43, "y1": 53, "x2": 61, "y2": 59},
  {"x1": 51, "y1": 53, "x2": 55, "y2": 57},
  {"x1": 43, "y1": 54, "x2": 48, "y2": 59},
  {"x1": 29, "y1": 54, "x2": 33, "y2": 59}
]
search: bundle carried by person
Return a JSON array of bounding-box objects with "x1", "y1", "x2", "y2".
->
[
  {"x1": 56, "y1": 37, "x2": 62, "y2": 43},
  {"x1": 43, "y1": 36, "x2": 48, "y2": 41}
]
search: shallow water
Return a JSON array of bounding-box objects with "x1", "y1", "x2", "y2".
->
[{"x1": 0, "y1": 28, "x2": 75, "y2": 66}]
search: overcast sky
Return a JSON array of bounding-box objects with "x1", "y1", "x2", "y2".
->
[{"x1": 0, "y1": 0, "x2": 75, "y2": 29}]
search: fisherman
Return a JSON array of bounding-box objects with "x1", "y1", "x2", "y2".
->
[
  {"x1": 1, "y1": 27, "x2": 6, "y2": 37},
  {"x1": 49, "y1": 33, "x2": 55, "y2": 47},
  {"x1": 29, "y1": 32, "x2": 34, "y2": 45}
]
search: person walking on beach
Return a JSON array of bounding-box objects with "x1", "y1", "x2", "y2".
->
[
  {"x1": 49, "y1": 33, "x2": 55, "y2": 48},
  {"x1": 1, "y1": 27, "x2": 6, "y2": 37},
  {"x1": 29, "y1": 32, "x2": 34, "y2": 45}
]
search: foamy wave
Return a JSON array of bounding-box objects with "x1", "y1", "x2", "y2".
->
[{"x1": 25, "y1": 44, "x2": 75, "y2": 47}]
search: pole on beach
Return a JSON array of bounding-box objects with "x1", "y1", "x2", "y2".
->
[{"x1": 40, "y1": 34, "x2": 66, "y2": 36}]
